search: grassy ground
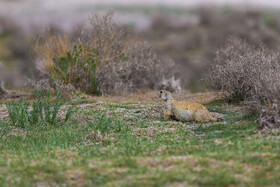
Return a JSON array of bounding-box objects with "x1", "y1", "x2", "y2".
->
[{"x1": 0, "y1": 92, "x2": 280, "y2": 186}]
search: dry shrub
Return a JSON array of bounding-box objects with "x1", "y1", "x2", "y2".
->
[
  {"x1": 96, "y1": 40, "x2": 175, "y2": 94},
  {"x1": 208, "y1": 38, "x2": 280, "y2": 110},
  {"x1": 25, "y1": 78, "x2": 75, "y2": 97},
  {"x1": 208, "y1": 38, "x2": 280, "y2": 129},
  {"x1": 34, "y1": 12, "x2": 175, "y2": 95},
  {"x1": 259, "y1": 74, "x2": 280, "y2": 130},
  {"x1": 260, "y1": 102, "x2": 280, "y2": 131},
  {"x1": 156, "y1": 76, "x2": 182, "y2": 94}
]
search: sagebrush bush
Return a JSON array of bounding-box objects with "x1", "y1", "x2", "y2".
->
[
  {"x1": 26, "y1": 76, "x2": 76, "y2": 97},
  {"x1": 208, "y1": 38, "x2": 280, "y2": 110},
  {"x1": 208, "y1": 38, "x2": 280, "y2": 129},
  {"x1": 259, "y1": 77, "x2": 280, "y2": 130},
  {"x1": 260, "y1": 102, "x2": 280, "y2": 130},
  {"x1": 34, "y1": 12, "x2": 174, "y2": 95}
]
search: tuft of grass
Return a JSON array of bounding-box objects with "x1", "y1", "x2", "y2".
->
[
  {"x1": 6, "y1": 98, "x2": 30, "y2": 128},
  {"x1": 87, "y1": 112, "x2": 125, "y2": 134},
  {"x1": 5, "y1": 89, "x2": 77, "y2": 128}
]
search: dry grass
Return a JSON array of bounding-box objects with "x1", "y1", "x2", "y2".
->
[
  {"x1": 34, "y1": 33, "x2": 71, "y2": 73},
  {"x1": 71, "y1": 89, "x2": 221, "y2": 105}
]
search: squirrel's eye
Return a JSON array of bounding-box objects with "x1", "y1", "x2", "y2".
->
[{"x1": 160, "y1": 91, "x2": 162, "y2": 93}]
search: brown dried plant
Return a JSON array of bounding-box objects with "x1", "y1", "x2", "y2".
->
[
  {"x1": 208, "y1": 38, "x2": 280, "y2": 129},
  {"x1": 208, "y1": 38, "x2": 280, "y2": 109},
  {"x1": 34, "y1": 33, "x2": 71, "y2": 73},
  {"x1": 33, "y1": 12, "x2": 175, "y2": 95}
]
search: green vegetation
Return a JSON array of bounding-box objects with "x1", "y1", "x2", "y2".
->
[
  {"x1": 0, "y1": 96, "x2": 279, "y2": 186},
  {"x1": 51, "y1": 45, "x2": 98, "y2": 93},
  {"x1": 5, "y1": 89, "x2": 76, "y2": 128}
]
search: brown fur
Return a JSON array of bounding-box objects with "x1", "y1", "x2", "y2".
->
[{"x1": 157, "y1": 90, "x2": 222, "y2": 122}]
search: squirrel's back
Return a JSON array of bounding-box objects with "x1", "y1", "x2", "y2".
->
[{"x1": 172, "y1": 101, "x2": 208, "y2": 113}]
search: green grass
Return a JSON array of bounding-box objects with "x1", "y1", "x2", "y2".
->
[
  {"x1": 5, "y1": 90, "x2": 77, "y2": 128},
  {"x1": 0, "y1": 98, "x2": 280, "y2": 186}
]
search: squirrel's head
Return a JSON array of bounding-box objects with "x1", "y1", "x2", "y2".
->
[{"x1": 157, "y1": 90, "x2": 173, "y2": 101}]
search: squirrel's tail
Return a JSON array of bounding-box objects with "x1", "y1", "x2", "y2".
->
[
  {"x1": 210, "y1": 116, "x2": 223, "y2": 122},
  {"x1": 216, "y1": 118, "x2": 223, "y2": 122}
]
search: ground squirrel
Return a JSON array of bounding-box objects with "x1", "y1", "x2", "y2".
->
[{"x1": 157, "y1": 90, "x2": 222, "y2": 122}]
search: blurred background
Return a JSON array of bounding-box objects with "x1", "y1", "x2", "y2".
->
[{"x1": 1, "y1": 0, "x2": 280, "y2": 93}]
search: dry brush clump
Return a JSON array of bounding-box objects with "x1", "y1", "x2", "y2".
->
[
  {"x1": 25, "y1": 77, "x2": 76, "y2": 98},
  {"x1": 260, "y1": 102, "x2": 280, "y2": 131},
  {"x1": 34, "y1": 12, "x2": 175, "y2": 95},
  {"x1": 259, "y1": 73, "x2": 280, "y2": 131},
  {"x1": 208, "y1": 38, "x2": 280, "y2": 107},
  {"x1": 208, "y1": 38, "x2": 280, "y2": 129}
]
